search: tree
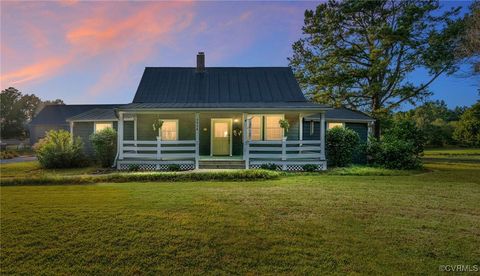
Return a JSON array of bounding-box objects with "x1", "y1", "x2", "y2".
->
[
  {"x1": 0, "y1": 87, "x2": 27, "y2": 138},
  {"x1": 457, "y1": 0, "x2": 480, "y2": 76},
  {"x1": 0, "y1": 87, "x2": 65, "y2": 139},
  {"x1": 393, "y1": 100, "x2": 462, "y2": 146},
  {"x1": 290, "y1": 0, "x2": 465, "y2": 138},
  {"x1": 453, "y1": 102, "x2": 480, "y2": 146}
]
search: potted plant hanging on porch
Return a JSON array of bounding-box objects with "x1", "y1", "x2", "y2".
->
[
  {"x1": 279, "y1": 119, "x2": 290, "y2": 141},
  {"x1": 152, "y1": 119, "x2": 164, "y2": 140}
]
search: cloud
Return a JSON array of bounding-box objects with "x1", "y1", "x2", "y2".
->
[{"x1": 1, "y1": 1, "x2": 195, "y2": 96}]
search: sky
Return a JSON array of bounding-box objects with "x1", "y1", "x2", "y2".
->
[{"x1": 1, "y1": 0, "x2": 478, "y2": 109}]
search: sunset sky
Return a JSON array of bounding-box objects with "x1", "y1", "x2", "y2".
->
[{"x1": 1, "y1": 1, "x2": 478, "y2": 109}]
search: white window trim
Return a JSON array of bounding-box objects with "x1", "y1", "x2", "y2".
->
[
  {"x1": 94, "y1": 122, "x2": 113, "y2": 133},
  {"x1": 159, "y1": 119, "x2": 179, "y2": 141},
  {"x1": 250, "y1": 115, "x2": 263, "y2": 141},
  {"x1": 264, "y1": 114, "x2": 285, "y2": 141}
]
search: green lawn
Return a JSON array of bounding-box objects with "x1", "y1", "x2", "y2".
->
[
  {"x1": 424, "y1": 147, "x2": 480, "y2": 162},
  {"x1": 1, "y1": 160, "x2": 479, "y2": 274}
]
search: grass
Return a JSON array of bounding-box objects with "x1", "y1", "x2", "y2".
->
[
  {"x1": 0, "y1": 161, "x2": 97, "y2": 178},
  {"x1": 1, "y1": 158, "x2": 479, "y2": 274},
  {"x1": 424, "y1": 147, "x2": 480, "y2": 162}
]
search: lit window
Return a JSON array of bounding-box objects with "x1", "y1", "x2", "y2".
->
[
  {"x1": 310, "y1": 121, "x2": 315, "y2": 135},
  {"x1": 250, "y1": 116, "x2": 262, "y2": 141},
  {"x1": 94, "y1": 122, "x2": 113, "y2": 133},
  {"x1": 328, "y1": 122, "x2": 344, "y2": 129},
  {"x1": 265, "y1": 115, "x2": 283, "y2": 140},
  {"x1": 161, "y1": 120, "x2": 178, "y2": 140}
]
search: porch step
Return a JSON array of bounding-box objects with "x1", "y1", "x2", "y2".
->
[{"x1": 198, "y1": 160, "x2": 246, "y2": 169}]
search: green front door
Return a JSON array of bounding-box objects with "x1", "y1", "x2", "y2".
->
[{"x1": 211, "y1": 119, "x2": 231, "y2": 156}]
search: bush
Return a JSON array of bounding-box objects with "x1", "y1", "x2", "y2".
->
[
  {"x1": 326, "y1": 127, "x2": 360, "y2": 167},
  {"x1": 377, "y1": 139, "x2": 421, "y2": 169},
  {"x1": 453, "y1": 102, "x2": 480, "y2": 147},
  {"x1": 90, "y1": 128, "x2": 117, "y2": 168},
  {"x1": 367, "y1": 120, "x2": 424, "y2": 170},
  {"x1": 260, "y1": 163, "x2": 278, "y2": 170},
  {"x1": 1, "y1": 169, "x2": 281, "y2": 186},
  {"x1": 302, "y1": 164, "x2": 318, "y2": 172},
  {"x1": 34, "y1": 130, "x2": 87, "y2": 169},
  {"x1": 167, "y1": 164, "x2": 181, "y2": 171}
]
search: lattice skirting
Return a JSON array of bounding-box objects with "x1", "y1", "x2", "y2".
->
[
  {"x1": 249, "y1": 161, "x2": 327, "y2": 171},
  {"x1": 117, "y1": 160, "x2": 195, "y2": 171}
]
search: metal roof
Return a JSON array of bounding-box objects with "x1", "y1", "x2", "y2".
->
[
  {"x1": 305, "y1": 108, "x2": 374, "y2": 122},
  {"x1": 66, "y1": 108, "x2": 118, "y2": 122},
  {"x1": 132, "y1": 67, "x2": 313, "y2": 104},
  {"x1": 119, "y1": 101, "x2": 329, "y2": 111},
  {"x1": 30, "y1": 104, "x2": 121, "y2": 125}
]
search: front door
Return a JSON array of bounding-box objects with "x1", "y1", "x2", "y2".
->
[{"x1": 211, "y1": 119, "x2": 231, "y2": 156}]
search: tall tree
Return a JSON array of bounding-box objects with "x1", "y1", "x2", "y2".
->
[
  {"x1": 453, "y1": 102, "x2": 480, "y2": 146},
  {"x1": 0, "y1": 87, "x2": 65, "y2": 139},
  {"x1": 289, "y1": 0, "x2": 465, "y2": 137},
  {"x1": 457, "y1": 0, "x2": 480, "y2": 75}
]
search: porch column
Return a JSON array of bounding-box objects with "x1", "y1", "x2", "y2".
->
[
  {"x1": 118, "y1": 112, "x2": 124, "y2": 160},
  {"x1": 242, "y1": 113, "x2": 249, "y2": 169},
  {"x1": 69, "y1": 121, "x2": 74, "y2": 140},
  {"x1": 134, "y1": 114, "x2": 138, "y2": 152},
  {"x1": 299, "y1": 113, "x2": 303, "y2": 141},
  {"x1": 195, "y1": 113, "x2": 200, "y2": 170},
  {"x1": 320, "y1": 112, "x2": 325, "y2": 160}
]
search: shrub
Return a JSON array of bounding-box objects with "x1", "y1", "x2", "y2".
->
[
  {"x1": 34, "y1": 130, "x2": 87, "y2": 169},
  {"x1": 302, "y1": 164, "x2": 318, "y2": 172},
  {"x1": 1, "y1": 169, "x2": 281, "y2": 186},
  {"x1": 260, "y1": 163, "x2": 278, "y2": 170},
  {"x1": 377, "y1": 139, "x2": 422, "y2": 169},
  {"x1": 367, "y1": 120, "x2": 424, "y2": 170},
  {"x1": 167, "y1": 164, "x2": 181, "y2": 171},
  {"x1": 326, "y1": 127, "x2": 360, "y2": 167},
  {"x1": 453, "y1": 102, "x2": 480, "y2": 146},
  {"x1": 90, "y1": 128, "x2": 117, "y2": 168}
]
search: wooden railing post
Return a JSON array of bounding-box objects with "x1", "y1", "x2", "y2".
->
[{"x1": 281, "y1": 139, "x2": 287, "y2": 170}]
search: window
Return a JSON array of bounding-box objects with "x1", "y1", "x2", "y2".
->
[
  {"x1": 160, "y1": 120, "x2": 178, "y2": 140},
  {"x1": 94, "y1": 122, "x2": 113, "y2": 133},
  {"x1": 310, "y1": 121, "x2": 315, "y2": 135},
  {"x1": 250, "y1": 116, "x2": 262, "y2": 141},
  {"x1": 264, "y1": 115, "x2": 283, "y2": 140},
  {"x1": 328, "y1": 122, "x2": 344, "y2": 129}
]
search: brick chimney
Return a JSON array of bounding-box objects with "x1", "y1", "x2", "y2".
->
[{"x1": 196, "y1": 52, "x2": 205, "y2": 73}]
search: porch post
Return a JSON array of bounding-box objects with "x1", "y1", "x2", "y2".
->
[
  {"x1": 69, "y1": 121, "x2": 74, "y2": 141},
  {"x1": 320, "y1": 112, "x2": 325, "y2": 160},
  {"x1": 195, "y1": 113, "x2": 200, "y2": 169},
  {"x1": 134, "y1": 114, "x2": 138, "y2": 152},
  {"x1": 118, "y1": 112, "x2": 124, "y2": 160},
  {"x1": 299, "y1": 113, "x2": 303, "y2": 141},
  {"x1": 242, "y1": 113, "x2": 249, "y2": 169}
]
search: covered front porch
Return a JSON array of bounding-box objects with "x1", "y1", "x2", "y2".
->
[{"x1": 115, "y1": 110, "x2": 327, "y2": 171}]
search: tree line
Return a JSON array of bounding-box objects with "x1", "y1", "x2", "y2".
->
[{"x1": 0, "y1": 87, "x2": 64, "y2": 139}]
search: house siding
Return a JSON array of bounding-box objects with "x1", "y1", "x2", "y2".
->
[
  {"x1": 136, "y1": 114, "x2": 195, "y2": 141},
  {"x1": 29, "y1": 124, "x2": 69, "y2": 145},
  {"x1": 72, "y1": 121, "x2": 121, "y2": 156}
]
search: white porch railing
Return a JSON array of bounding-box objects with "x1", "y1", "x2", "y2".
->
[
  {"x1": 120, "y1": 140, "x2": 197, "y2": 160},
  {"x1": 246, "y1": 140, "x2": 326, "y2": 170}
]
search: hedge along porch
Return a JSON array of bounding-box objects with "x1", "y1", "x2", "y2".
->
[{"x1": 115, "y1": 109, "x2": 327, "y2": 171}]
